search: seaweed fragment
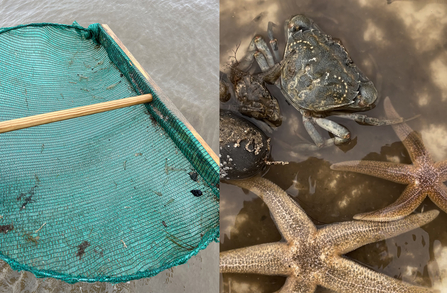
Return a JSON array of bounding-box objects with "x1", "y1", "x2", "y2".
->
[
  {"x1": 77, "y1": 241, "x2": 90, "y2": 260},
  {"x1": 23, "y1": 233, "x2": 39, "y2": 245},
  {"x1": 165, "y1": 230, "x2": 196, "y2": 251},
  {"x1": 17, "y1": 183, "x2": 38, "y2": 211},
  {"x1": 106, "y1": 80, "x2": 121, "y2": 90},
  {"x1": 0, "y1": 224, "x2": 13, "y2": 234}
]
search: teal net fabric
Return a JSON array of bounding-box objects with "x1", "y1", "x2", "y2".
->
[{"x1": 0, "y1": 22, "x2": 219, "y2": 283}]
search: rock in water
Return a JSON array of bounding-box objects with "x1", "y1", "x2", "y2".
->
[{"x1": 219, "y1": 110, "x2": 271, "y2": 180}]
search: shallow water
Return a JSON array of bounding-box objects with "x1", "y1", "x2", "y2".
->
[
  {"x1": 0, "y1": 0, "x2": 218, "y2": 292},
  {"x1": 220, "y1": 0, "x2": 447, "y2": 292}
]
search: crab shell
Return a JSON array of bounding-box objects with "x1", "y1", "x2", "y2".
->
[{"x1": 280, "y1": 14, "x2": 378, "y2": 113}]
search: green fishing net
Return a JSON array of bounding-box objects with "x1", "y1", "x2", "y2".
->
[{"x1": 0, "y1": 22, "x2": 219, "y2": 283}]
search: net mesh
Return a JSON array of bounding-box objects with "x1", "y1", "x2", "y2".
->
[{"x1": 0, "y1": 22, "x2": 219, "y2": 283}]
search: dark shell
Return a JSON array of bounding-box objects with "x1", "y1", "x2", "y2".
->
[
  {"x1": 281, "y1": 15, "x2": 377, "y2": 112},
  {"x1": 191, "y1": 190, "x2": 203, "y2": 197},
  {"x1": 220, "y1": 110, "x2": 271, "y2": 180}
]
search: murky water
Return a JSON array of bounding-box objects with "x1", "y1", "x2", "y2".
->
[
  {"x1": 220, "y1": 0, "x2": 447, "y2": 292},
  {"x1": 0, "y1": 0, "x2": 218, "y2": 292}
]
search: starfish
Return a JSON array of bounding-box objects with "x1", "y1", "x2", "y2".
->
[
  {"x1": 331, "y1": 97, "x2": 447, "y2": 222},
  {"x1": 221, "y1": 177, "x2": 439, "y2": 293}
]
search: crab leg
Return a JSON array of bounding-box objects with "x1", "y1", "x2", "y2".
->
[
  {"x1": 254, "y1": 51, "x2": 271, "y2": 72},
  {"x1": 314, "y1": 118, "x2": 350, "y2": 142},
  {"x1": 299, "y1": 113, "x2": 349, "y2": 151},
  {"x1": 304, "y1": 111, "x2": 351, "y2": 143},
  {"x1": 267, "y1": 22, "x2": 281, "y2": 63},
  {"x1": 253, "y1": 36, "x2": 276, "y2": 69},
  {"x1": 327, "y1": 112, "x2": 404, "y2": 126},
  {"x1": 237, "y1": 38, "x2": 258, "y2": 71},
  {"x1": 302, "y1": 114, "x2": 324, "y2": 147}
]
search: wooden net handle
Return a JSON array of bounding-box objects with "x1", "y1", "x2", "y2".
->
[{"x1": 0, "y1": 94, "x2": 153, "y2": 134}]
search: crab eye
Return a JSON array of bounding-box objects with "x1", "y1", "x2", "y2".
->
[{"x1": 288, "y1": 22, "x2": 297, "y2": 32}]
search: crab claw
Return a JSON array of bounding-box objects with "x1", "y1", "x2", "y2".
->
[
  {"x1": 287, "y1": 14, "x2": 313, "y2": 31},
  {"x1": 354, "y1": 80, "x2": 378, "y2": 110}
]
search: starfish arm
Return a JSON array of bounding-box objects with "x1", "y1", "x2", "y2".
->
[
  {"x1": 435, "y1": 160, "x2": 447, "y2": 182},
  {"x1": 353, "y1": 185, "x2": 427, "y2": 221},
  {"x1": 275, "y1": 276, "x2": 316, "y2": 293},
  {"x1": 428, "y1": 183, "x2": 447, "y2": 214},
  {"x1": 319, "y1": 210, "x2": 439, "y2": 254},
  {"x1": 330, "y1": 160, "x2": 415, "y2": 184},
  {"x1": 220, "y1": 242, "x2": 292, "y2": 275},
  {"x1": 384, "y1": 97, "x2": 431, "y2": 163},
  {"x1": 320, "y1": 257, "x2": 437, "y2": 293},
  {"x1": 227, "y1": 177, "x2": 316, "y2": 241}
]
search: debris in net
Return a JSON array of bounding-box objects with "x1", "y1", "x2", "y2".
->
[
  {"x1": 149, "y1": 114, "x2": 158, "y2": 126},
  {"x1": 135, "y1": 153, "x2": 142, "y2": 156},
  {"x1": 162, "y1": 221, "x2": 167, "y2": 227},
  {"x1": 190, "y1": 190, "x2": 202, "y2": 197},
  {"x1": 165, "y1": 230, "x2": 196, "y2": 251},
  {"x1": 34, "y1": 222, "x2": 46, "y2": 233},
  {"x1": 149, "y1": 188, "x2": 163, "y2": 197},
  {"x1": 91, "y1": 60, "x2": 104, "y2": 69},
  {"x1": 23, "y1": 233, "x2": 39, "y2": 245},
  {"x1": 165, "y1": 159, "x2": 187, "y2": 174},
  {"x1": 106, "y1": 80, "x2": 121, "y2": 90},
  {"x1": 188, "y1": 172, "x2": 198, "y2": 182},
  {"x1": 0, "y1": 224, "x2": 13, "y2": 234},
  {"x1": 20, "y1": 195, "x2": 34, "y2": 211},
  {"x1": 77, "y1": 241, "x2": 90, "y2": 260},
  {"x1": 77, "y1": 74, "x2": 88, "y2": 80},
  {"x1": 94, "y1": 248, "x2": 104, "y2": 257},
  {"x1": 17, "y1": 180, "x2": 39, "y2": 211},
  {"x1": 164, "y1": 198, "x2": 174, "y2": 207}
]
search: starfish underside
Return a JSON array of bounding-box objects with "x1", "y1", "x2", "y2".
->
[
  {"x1": 221, "y1": 177, "x2": 438, "y2": 293},
  {"x1": 331, "y1": 97, "x2": 447, "y2": 221}
]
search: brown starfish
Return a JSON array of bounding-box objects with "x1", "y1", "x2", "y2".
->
[
  {"x1": 221, "y1": 176, "x2": 438, "y2": 293},
  {"x1": 331, "y1": 97, "x2": 447, "y2": 221}
]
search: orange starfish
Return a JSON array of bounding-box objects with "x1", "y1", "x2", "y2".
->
[{"x1": 331, "y1": 97, "x2": 447, "y2": 221}]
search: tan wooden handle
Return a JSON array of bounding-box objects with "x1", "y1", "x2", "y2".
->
[{"x1": 0, "y1": 94, "x2": 153, "y2": 134}]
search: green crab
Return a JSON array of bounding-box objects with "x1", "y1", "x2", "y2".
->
[{"x1": 240, "y1": 14, "x2": 403, "y2": 151}]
